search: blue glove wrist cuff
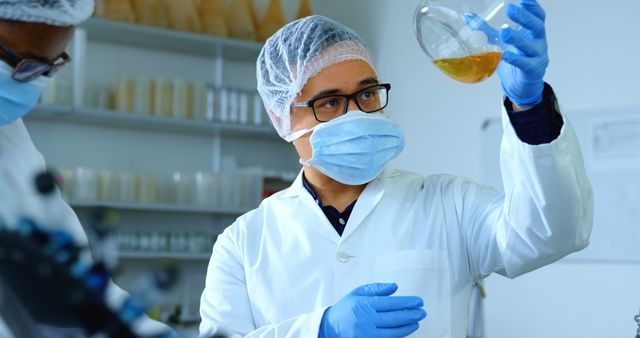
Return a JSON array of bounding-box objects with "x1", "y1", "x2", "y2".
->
[
  {"x1": 503, "y1": 81, "x2": 544, "y2": 107},
  {"x1": 318, "y1": 308, "x2": 332, "y2": 338}
]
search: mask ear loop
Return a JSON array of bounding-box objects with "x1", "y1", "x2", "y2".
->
[
  {"x1": 285, "y1": 127, "x2": 313, "y2": 143},
  {"x1": 288, "y1": 128, "x2": 314, "y2": 167},
  {"x1": 286, "y1": 126, "x2": 316, "y2": 170}
]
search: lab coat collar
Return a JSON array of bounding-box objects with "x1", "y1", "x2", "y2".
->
[
  {"x1": 279, "y1": 166, "x2": 399, "y2": 199},
  {"x1": 338, "y1": 175, "x2": 385, "y2": 242},
  {"x1": 278, "y1": 167, "x2": 399, "y2": 243}
]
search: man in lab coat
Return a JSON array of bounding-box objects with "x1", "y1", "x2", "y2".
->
[
  {"x1": 200, "y1": 1, "x2": 593, "y2": 338},
  {"x1": 0, "y1": 0, "x2": 168, "y2": 336}
]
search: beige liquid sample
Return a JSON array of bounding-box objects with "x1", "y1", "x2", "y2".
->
[{"x1": 432, "y1": 51, "x2": 502, "y2": 83}]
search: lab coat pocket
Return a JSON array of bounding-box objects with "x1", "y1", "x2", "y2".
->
[{"x1": 375, "y1": 249, "x2": 452, "y2": 338}]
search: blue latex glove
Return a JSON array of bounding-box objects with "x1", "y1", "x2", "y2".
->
[
  {"x1": 465, "y1": 0, "x2": 549, "y2": 107},
  {"x1": 319, "y1": 283, "x2": 427, "y2": 338}
]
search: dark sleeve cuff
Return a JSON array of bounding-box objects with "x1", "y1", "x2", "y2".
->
[{"x1": 504, "y1": 82, "x2": 564, "y2": 145}]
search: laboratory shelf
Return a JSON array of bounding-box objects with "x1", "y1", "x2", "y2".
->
[
  {"x1": 117, "y1": 251, "x2": 211, "y2": 261},
  {"x1": 28, "y1": 105, "x2": 278, "y2": 139},
  {"x1": 81, "y1": 18, "x2": 263, "y2": 61},
  {"x1": 70, "y1": 200, "x2": 249, "y2": 216}
]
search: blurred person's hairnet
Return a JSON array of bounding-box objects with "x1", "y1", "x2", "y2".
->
[
  {"x1": 0, "y1": 0, "x2": 94, "y2": 26},
  {"x1": 256, "y1": 15, "x2": 376, "y2": 140}
]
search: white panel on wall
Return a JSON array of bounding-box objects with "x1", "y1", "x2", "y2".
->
[{"x1": 484, "y1": 262, "x2": 640, "y2": 338}]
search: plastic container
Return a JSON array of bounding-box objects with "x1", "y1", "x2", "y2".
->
[
  {"x1": 114, "y1": 76, "x2": 150, "y2": 114},
  {"x1": 204, "y1": 84, "x2": 218, "y2": 121},
  {"x1": 258, "y1": 0, "x2": 286, "y2": 42},
  {"x1": 218, "y1": 172, "x2": 240, "y2": 208},
  {"x1": 135, "y1": 174, "x2": 157, "y2": 204},
  {"x1": 114, "y1": 77, "x2": 133, "y2": 113},
  {"x1": 164, "y1": 0, "x2": 202, "y2": 33},
  {"x1": 84, "y1": 83, "x2": 111, "y2": 110},
  {"x1": 132, "y1": 0, "x2": 168, "y2": 27},
  {"x1": 151, "y1": 78, "x2": 173, "y2": 118},
  {"x1": 228, "y1": 90, "x2": 239, "y2": 124},
  {"x1": 414, "y1": 0, "x2": 516, "y2": 83},
  {"x1": 42, "y1": 78, "x2": 73, "y2": 106},
  {"x1": 239, "y1": 169, "x2": 263, "y2": 207},
  {"x1": 227, "y1": 0, "x2": 257, "y2": 41},
  {"x1": 199, "y1": 0, "x2": 228, "y2": 37},
  {"x1": 114, "y1": 172, "x2": 136, "y2": 203},
  {"x1": 218, "y1": 87, "x2": 229, "y2": 122},
  {"x1": 97, "y1": 170, "x2": 115, "y2": 201},
  {"x1": 238, "y1": 92, "x2": 249, "y2": 125},
  {"x1": 252, "y1": 93, "x2": 264, "y2": 126},
  {"x1": 171, "y1": 79, "x2": 189, "y2": 119},
  {"x1": 59, "y1": 168, "x2": 74, "y2": 201},
  {"x1": 194, "y1": 172, "x2": 219, "y2": 207},
  {"x1": 189, "y1": 81, "x2": 208, "y2": 120},
  {"x1": 96, "y1": 0, "x2": 136, "y2": 23},
  {"x1": 132, "y1": 76, "x2": 151, "y2": 115},
  {"x1": 248, "y1": 0, "x2": 261, "y2": 34},
  {"x1": 296, "y1": 0, "x2": 313, "y2": 19},
  {"x1": 72, "y1": 167, "x2": 98, "y2": 201},
  {"x1": 171, "y1": 172, "x2": 194, "y2": 205}
]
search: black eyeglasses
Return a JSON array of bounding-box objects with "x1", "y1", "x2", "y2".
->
[
  {"x1": 0, "y1": 39, "x2": 71, "y2": 83},
  {"x1": 291, "y1": 83, "x2": 391, "y2": 122}
]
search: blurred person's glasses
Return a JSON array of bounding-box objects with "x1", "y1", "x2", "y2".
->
[
  {"x1": 0, "y1": 39, "x2": 70, "y2": 83},
  {"x1": 291, "y1": 83, "x2": 391, "y2": 122}
]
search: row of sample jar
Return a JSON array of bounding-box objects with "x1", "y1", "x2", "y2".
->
[
  {"x1": 117, "y1": 229, "x2": 214, "y2": 254},
  {"x1": 94, "y1": 0, "x2": 312, "y2": 42},
  {"x1": 40, "y1": 77, "x2": 271, "y2": 128},
  {"x1": 60, "y1": 167, "x2": 264, "y2": 209}
]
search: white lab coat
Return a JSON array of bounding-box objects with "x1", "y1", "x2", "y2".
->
[
  {"x1": 0, "y1": 119, "x2": 169, "y2": 336},
  {"x1": 200, "y1": 106, "x2": 593, "y2": 338}
]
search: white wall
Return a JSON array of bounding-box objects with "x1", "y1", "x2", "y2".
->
[{"x1": 314, "y1": 1, "x2": 640, "y2": 337}]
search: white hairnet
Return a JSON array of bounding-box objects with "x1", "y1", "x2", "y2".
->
[
  {"x1": 257, "y1": 15, "x2": 376, "y2": 139},
  {"x1": 0, "y1": 0, "x2": 94, "y2": 26}
]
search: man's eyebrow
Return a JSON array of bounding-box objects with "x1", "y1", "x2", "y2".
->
[
  {"x1": 359, "y1": 77, "x2": 379, "y2": 85},
  {"x1": 311, "y1": 78, "x2": 380, "y2": 100},
  {"x1": 312, "y1": 88, "x2": 342, "y2": 100}
]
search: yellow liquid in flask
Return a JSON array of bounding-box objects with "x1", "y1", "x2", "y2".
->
[{"x1": 433, "y1": 51, "x2": 503, "y2": 83}]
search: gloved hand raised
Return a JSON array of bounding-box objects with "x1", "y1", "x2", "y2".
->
[
  {"x1": 497, "y1": 0, "x2": 549, "y2": 107},
  {"x1": 319, "y1": 283, "x2": 427, "y2": 338}
]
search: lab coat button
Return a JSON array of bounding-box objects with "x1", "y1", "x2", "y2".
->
[{"x1": 336, "y1": 252, "x2": 351, "y2": 263}]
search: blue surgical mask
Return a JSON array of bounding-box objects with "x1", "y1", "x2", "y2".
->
[
  {"x1": 0, "y1": 61, "x2": 49, "y2": 126},
  {"x1": 287, "y1": 110, "x2": 405, "y2": 185}
]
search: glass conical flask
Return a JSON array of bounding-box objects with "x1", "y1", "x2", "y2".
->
[
  {"x1": 414, "y1": 0, "x2": 517, "y2": 83},
  {"x1": 199, "y1": 0, "x2": 228, "y2": 37},
  {"x1": 228, "y1": 0, "x2": 258, "y2": 41},
  {"x1": 258, "y1": 0, "x2": 286, "y2": 42},
  {"x1": 165, "y1": 0, "x2": 202, "y2": 33},
  {"x1": 132, "y1": 0, "x2": 168, "y2": 28},
  {"x1": 296, "y1": 0, "x2": 313, "y2": 20}
]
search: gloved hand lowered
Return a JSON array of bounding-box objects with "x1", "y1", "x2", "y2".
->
[{"x1": 319, "y1": 283, "x2": 427, "y2": 338}]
